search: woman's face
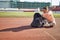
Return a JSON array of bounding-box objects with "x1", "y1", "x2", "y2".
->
[
  {"x1": 42, "y1": 9, "x2": 47, "y2": 13},
  {"x1": 42, "y1": 8, "x2": 49, "y2": 13}
]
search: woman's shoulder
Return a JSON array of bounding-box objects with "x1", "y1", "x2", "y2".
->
[{"x1": 48, "y1": 10, "x2": 53, "y2": 14}]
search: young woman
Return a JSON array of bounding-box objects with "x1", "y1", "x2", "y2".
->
[{"x1": 42, "y1": 7, "x2": 56, "y2": 27}]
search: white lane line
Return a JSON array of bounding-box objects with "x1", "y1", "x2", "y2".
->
[{"x1": 44, "y1": 31, "x2": 56, "y2": 40}]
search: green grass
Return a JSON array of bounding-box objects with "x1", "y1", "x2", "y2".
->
[
  {"x1": 53, "y1": 14, "x2": 60, "y2": 18},
  {"x1": 0, "y1": 12, "x2": 34, "y2": 17},
  {"x1": 0, "y1": 12, "x2": 60, "y2": 18}
]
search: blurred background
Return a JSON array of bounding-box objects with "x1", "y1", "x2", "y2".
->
[{"x1": 0, "y1": 0, "x2": 60, "y2": 17}]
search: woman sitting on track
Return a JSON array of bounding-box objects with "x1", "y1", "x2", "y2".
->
[
  {"x1": 31, "y1": 7, "x2": 56, "y2": 28},
  {"x1": 42, "y1": 7, "x2": 56, "y2": 27}
]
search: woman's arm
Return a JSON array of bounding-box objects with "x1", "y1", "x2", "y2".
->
[{"x1": 49, "y1": 11, "x2": 56, "y2": 25}]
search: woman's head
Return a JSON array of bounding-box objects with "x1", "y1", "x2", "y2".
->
[{"x1": 42, "y1": 6, "x2": 49, "y2": 13}]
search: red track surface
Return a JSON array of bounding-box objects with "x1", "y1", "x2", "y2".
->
[{"x1": 0, "y1": 18, "x2": 60, "y2": 40}]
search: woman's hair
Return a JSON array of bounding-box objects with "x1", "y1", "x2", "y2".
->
[
  {"x1": 42, "y1": 6, "x2": 49, "y2": 10},
  {"x1": 43, "y1": 7, "x2": 47, "y2": 10}
]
